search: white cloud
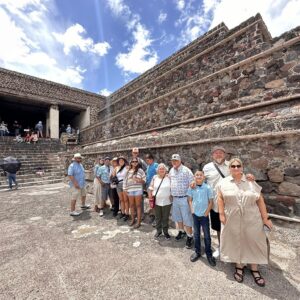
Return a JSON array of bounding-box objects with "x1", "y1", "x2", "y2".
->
[
  {"x1": 0, "y1": 0, "x2": 110, "y2": 89},
  {"x1": 158, "y1": 11, "x2": 167, "y2": 24},
  {"x1": 107, "y1": 0, "x2": 158, "y2": 76},
  {"x1": 99, "y1": 88, "x2": 112, "y2": 96},
  {"x1": 53, "y1": 23, "x2": 111, "y2": 56},
  {"x1": 176, "y1": 0, "x2": 185, "y2": 10},
  {"x1": 116, "y1": 24, "x2": 158, "y2": 74},
  {"x1": 206, "y1": 0, "x2": 300, "y2": 38}
]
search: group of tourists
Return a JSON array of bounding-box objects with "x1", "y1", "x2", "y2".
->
[
  {"x1": 0, "y1": 120, "x2": 44, "y2": 143},
  {"x1": 67, "y1": 146, "x2": 272, "y2": 287}
]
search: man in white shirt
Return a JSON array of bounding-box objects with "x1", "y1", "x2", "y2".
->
[{"x1": 203, "y1": 146, "x2": 229, "y2": 258}]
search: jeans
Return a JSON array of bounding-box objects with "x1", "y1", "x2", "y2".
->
[
  {"x1": 8, "y1": 173, "x2": 17, "y2": 189},
  {"x1": 155, "y1": 204, "x2": 172, "y2": 234},
  {"x1": 193, "y1": 214, "x2": 212, "y2": 257}
]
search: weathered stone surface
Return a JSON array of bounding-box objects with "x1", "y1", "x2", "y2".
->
[
  {"x1": 285, "y1": 176, "x2": 300, "y2": 185},
  {"x1": 265, "y1": 79, "x2": 285, "y2": 89},
  {"x1": 285, "y1": 168, "x2": 300, "y2": 177},
  {"x1": 278, "y1": 181, "x2": 300, "y2": 197},
  {"x1": 268, "y1": 195, "x2": 296, "y2": 207},
  {"x1": 259, "y1": 181, "x2": 275, "y2": 193},
  {"x1": 268, "y1": 168, "x2": 284, "y2": 183}
]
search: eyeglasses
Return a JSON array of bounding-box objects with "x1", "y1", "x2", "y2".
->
[{"x1": 230, "y1": 165, "x2": 242, "y2": 168}]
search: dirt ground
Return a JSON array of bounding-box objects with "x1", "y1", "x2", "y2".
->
[{"x1": 0, "y1": 183, "x2": 299, "y2": 300}]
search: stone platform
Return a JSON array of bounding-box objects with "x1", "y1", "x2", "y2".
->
[{"x1": 0, "y1": 183, "x2": 299, "y2": 299}]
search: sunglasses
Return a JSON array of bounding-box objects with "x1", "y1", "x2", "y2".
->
[
  {"x1": 230, "y1": 164, "x2": 242, "y2": 169},
  {"x1": 131, "y1": 161, "x2": 138, "y2": 163}
]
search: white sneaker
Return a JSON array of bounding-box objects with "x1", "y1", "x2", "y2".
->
[
  {"x1": 81, "y1": 204, "x2": 91, "y2": 209},
  {"x1": 99, "y1": 210, "x2": 104, "y2": 217},
  {"x1": 70, "y1": 211, "x2": 81, "y2": 216},
  {"x1": 213, "y1": 247, "x2": 220, "y2": 258}
]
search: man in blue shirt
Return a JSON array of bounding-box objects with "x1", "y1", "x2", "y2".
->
[
  {"x1": 68, "y1": 153, "x2": 90, "y2": 216},
  {"x1": 145, "y1": 153, "x2": 159, "y2": 224},
  {"x1": 187, "y1": 170, "x2": 216, "y2": 266}
]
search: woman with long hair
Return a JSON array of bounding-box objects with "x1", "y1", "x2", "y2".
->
[
  {"x1": 218, "y1": 158, "x2": 273, "y2": 287},
  {"x1": 114, "y1": 156, "x2": 129, "y2": 221},
  {"x1": 123, "y1": 159, "x2": 146, "y2": 228}
]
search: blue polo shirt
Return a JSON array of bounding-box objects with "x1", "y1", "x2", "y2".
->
[
  {"x1": 187, "y1": 183, "x2": 214, "y2": 217},
  {"x1": 96, "y1": 165, "x2": 111, "y2": 184},
  {"x1": 68, "y1": 162, "x2": 85, "y2": 188},
  {"x1": 146, "y1": 162, "x2": 158, "y2": 188}
]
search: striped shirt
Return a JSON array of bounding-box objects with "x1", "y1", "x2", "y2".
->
[
  {"x1": 123, "y1": 168, "x2": 146, "y2": 192},
  {"x1": 169, "y1": 164, "x2": 194, "y2": 197}
]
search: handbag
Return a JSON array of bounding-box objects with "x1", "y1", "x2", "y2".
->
[{"x1": 149, "y1": 175, "x2": 165, "y2": 209}]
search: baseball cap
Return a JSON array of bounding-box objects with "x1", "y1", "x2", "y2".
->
[
  {"x1": 104, "y1": 156, "x2": 111, "y2": 160},
  {"x1": 171, "y1": 154, "x2": 181, "y2": 161},
  {"x1": 132, "y1": 147, "x2": 139, "y2": 153},
  {"x1": 211, "y1": 146, "x2": 226, "y2": 153},
  {"x1": 74, "y1": 153, "x2": 83, "y2": 158}
]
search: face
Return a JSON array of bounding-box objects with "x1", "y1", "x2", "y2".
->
[
  {"x1": 104, "y1": 159, "x2": 110, "y2": 166},
  {"x1": 158, "y1": 166, "x2": 166, "y2": 176},
  {"x1": 75, "y1": 157, "x2": 82, "y2": 163},
  {"x1": 119, "y1": 159, "x2": 125, "y2": 166},
  {"x1": 132, "y1": 151, "x2": 139, "y2": 158},
  {"x1": 229, "y1": 160, "x2": 243, "y2": 176},
  {"x1": 112, "y1": 160, "x2": 118, "y2": 167},
  {"x1": 131, "y1": 159, "x2": 138, "y2": 168},
  {"x1": 171, "y1": 160, "x2": 181, "y2": 169},
  {"x1": 99, "y1": 159, "x2": 104, "y2": 165},
  {"x1": 145, "y1": 158, "x2": 153, "y2": 165},
  {"x1": 212, "y1": 150, "x2": 226, "y2": 164},
  {"x1": 195, "y1": 171, "x2": 205, "y2": 183}
]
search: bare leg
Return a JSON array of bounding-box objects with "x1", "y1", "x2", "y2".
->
[
  {"x1": 184, "y1": 225, "x2": 193, "y2": 235},
  {"x1": 119, "y1": 192, "x2": 125, "y2": 214},
  {"x1": 129, "y1": 196, "x2": 135, "y2": 226},
  {"x1": 177, "y1": 222, "x2": 184, "y2": 230},
  {"x1": 81, "y1": 195, "x2": 86, "y2": 206},
  {"x1": 135, "y1": 195, "x2": 142, "y2": 227},
  {"x1": 71, "y1": 199, "x2": 76, "y2": 212},
  {"x1": 124, "y1": 192, "x2": 129, "y2": 215}
]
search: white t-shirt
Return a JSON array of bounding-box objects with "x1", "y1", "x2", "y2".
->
[
  {"x1": 202, "y1": 160, "x2": 230, "y2": 212},
  {"x1": 116, "y1": 166, "x2": 128, "y2": 182},
  {"x1": 149, "y1": 175, "x2": 171, "y2": 206}
]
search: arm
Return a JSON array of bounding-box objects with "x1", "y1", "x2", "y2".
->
[
  {"x1": 188, "y1": 196, "x2": 194, "y2": 214},
  {"x1": 69, "y1": 175, "x2": 80, "y2": 189},
  {"x1": 257, "y1": 194, "x2": 273, "y2": 229},
  {"x1": 148, "y1": 176, "x2": 155, "y2": 198},
  {"x1": 204, "y1": 199, "x2": 213, "y2": 217},
  {"x1": 96, "y1": 168, "x2": 105, "y2": 185},
  {"x1": 218, "y1": 191, "x2": 226, "y2": 225}
]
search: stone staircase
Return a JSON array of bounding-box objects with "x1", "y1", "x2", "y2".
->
[{"x1": 0, "y1": 137, "x2": 66, "y2": 190}]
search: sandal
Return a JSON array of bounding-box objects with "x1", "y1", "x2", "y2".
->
[
  {"x1": 134, "y1": 223, "x2": 141, "y2": 229},
  {"x1": 250, "y1": 270, "x2": 265, "y2": 287},
  {"x1": 234, "y1": 267, "x2": 245, "y2": 283}
]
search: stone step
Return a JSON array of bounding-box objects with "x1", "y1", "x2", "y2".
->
[
  {"x1": 0, "y1": 178, "x2": 64, "y2": 191},
  {"x1": 0, "y1": 170, "x2": 64, "y2": 180}
]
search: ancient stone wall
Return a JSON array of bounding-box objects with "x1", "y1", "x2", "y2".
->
[
  {"x1": 76, "y1": 14, "x2": 300, "y2": 218},
  {"x1": 0, "y1": 68, "x2": 105, "y2": 124}
]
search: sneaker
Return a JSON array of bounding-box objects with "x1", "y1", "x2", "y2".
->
[
  {"x1": 185, "y1": 236, "x2": 193, "y2": 249},
  {"x1": 123, "y1": 214, "x2": 129, "y2": 222},
  {"x1": 190, "y1": 252, "x2": 201, "y2": 262},
  {"x1": 213, "y1": 247, "x2": 220, "y2": 258},
  {"x1": 118, "y1": 213, "x2": 125, "y2": 219},
  {"x1": 70, "y1": 211, "x2": 81, "y2": 216},
  {"x1": 81, "y1": 204, "x2": 91, "y2": 209},
  {"x1": 164, "y1": 232, "x2": 171, "y2": 240},
  {"x1": 99, "y1": 210, "x2": 104, "y2": 217},
  {"x1": 175, "y1": 231, "x2": 184, "y2": 241},
  {"x1": 154, "y1": 231, "x2": 162, "y2": 239},
  {"x1": 207, "y1": 256, "x2": 216, "y2": 267}
]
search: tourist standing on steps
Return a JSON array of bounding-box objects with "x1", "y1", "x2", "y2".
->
[
  {"x1": 93, "y1": 157, "x2": 104, "y2": 212},
  {"x1": 96, "y1": 157, "x2": 112, "y2": 217},
  {"x1": 0, "y1": 121, "x2": 9, "y2": 136},
  {"x1": 68, "y1": 153, "x2": 90, "y2": 216},
  {"x1": 148, "y1": 163, "x2": 172, "y2": 240},
  {"x1": 123, "y1": 158, "x2": 146, "y2": 229},
  {"x1": 35, "y1": 121, "x2": 43, "y2": 138},
  {"x1": 169, "y1": 154, "x2": 194, "y2": 249},
  {"x1": 7, "y1": 171, "x2": 19, "y2": 190},
  {"x1": 13, "y1": 120, "x2": 20, "y2": 137},
  {"x1": 114, "y1": 156, "x2": 129, "y2": 221},
  {"x1": 218, "y1": 158, "x2": 272, "y2": 287},
  {"x1": 187, "y1": 170, "x2": 216, "y2": 266}
]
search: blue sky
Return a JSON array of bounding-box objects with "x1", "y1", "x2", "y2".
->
[{"x1": 0, "y1": 0, "x2": 299, "y2": 95}]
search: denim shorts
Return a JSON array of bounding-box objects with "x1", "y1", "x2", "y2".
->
[
  {"x1": 171, "y1": 196, "x2": 193, "y2": 227},
  {"x1": 127, "y1": 190, "x2": 143, "y2": 196}
]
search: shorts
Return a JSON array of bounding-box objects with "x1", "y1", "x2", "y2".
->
[
  {"x1": 116, "y1": 182, "x2": 123, "y2": 193},
  {"x1": 171, "y1": 196, "x2": 193, "y2": 227},
  {"x1": 69, "y1": 186, "x2": 86, "y2": 201},
  {"x1": 210, "y1": 209, "x2": 221, "y2": 232},
  {"x1": 127, "y1": 190, "x2": 143, "y2": 196},
  {"x1": 101, "y1": 183, "x2": 110, "y2": 202}
]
